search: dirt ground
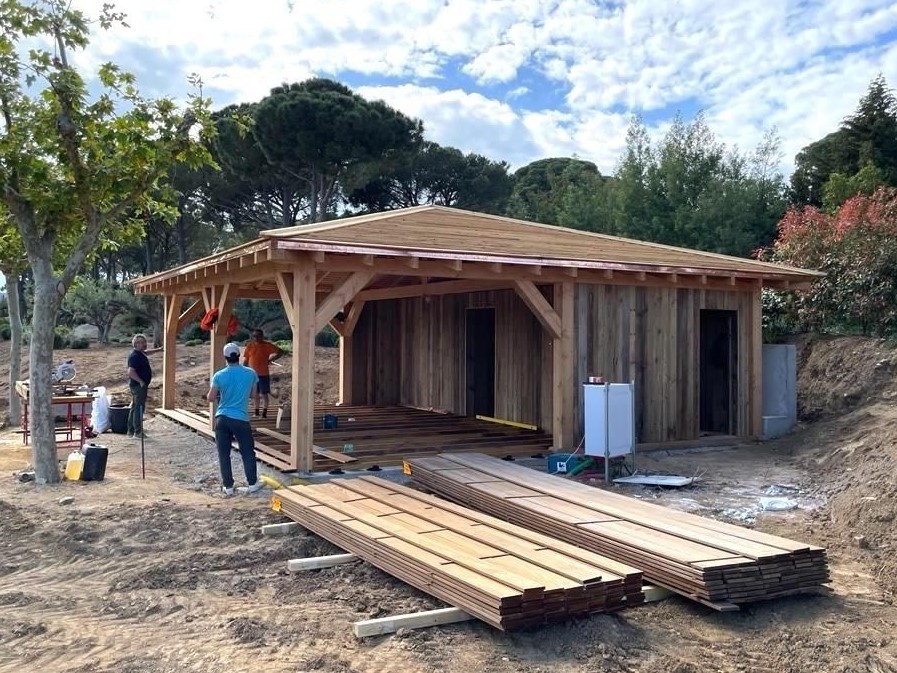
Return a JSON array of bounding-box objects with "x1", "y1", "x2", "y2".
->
[{"x1": 2, "y1": 336, "x2": 897, "y2": 672}]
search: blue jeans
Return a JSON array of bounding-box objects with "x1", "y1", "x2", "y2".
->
[{"x1": 214, "y1": 415, "x2": 257, "y2": 488}]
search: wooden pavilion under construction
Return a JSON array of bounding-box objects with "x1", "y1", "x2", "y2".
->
[{"x1": 131, "y1": 205, "x2": 820, "y2": 473}]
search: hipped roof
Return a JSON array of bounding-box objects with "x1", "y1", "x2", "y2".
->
[
  {"x1": 132, "y1": 205, "x2": 821, "y2": 294},
  {"x1": 263, "y1": 205, "x2": 816, "y2": 277}
]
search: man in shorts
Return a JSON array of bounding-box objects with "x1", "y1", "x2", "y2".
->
[{"x1": 242, "y1": 328, "x2": 285, "y2": 418}]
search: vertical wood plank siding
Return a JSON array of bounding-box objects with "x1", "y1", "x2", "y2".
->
[
  {"x1": 350, "y1": 284, "x2": 762, "y2": 445},
  {"x1": 351, "y1": 289, "x2": 548, "y2": 429},
  {"x1": 574, "y1": 285, "x2": 761, "y2": 443}
]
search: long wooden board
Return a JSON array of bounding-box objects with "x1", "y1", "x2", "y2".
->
[
  {"x1": 271, "y1": 476, "x2": 643, "y2": 630},
  {"x1": 407, "y1": 454, "x2": 829, "y2": 610}
]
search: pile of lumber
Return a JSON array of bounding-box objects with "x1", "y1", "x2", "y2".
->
[
  {"x1": 272, "y1": 476, "x2": 643, "y2": 630},
  {"x1": 406, "y1": 453, "x2": 830, "y2": 611}
]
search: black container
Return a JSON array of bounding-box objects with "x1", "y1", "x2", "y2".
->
[
  {"x1": 109, "y1": 405, "x2": 129, "y2": 434},
  {"x1": 81, "y1": 444, "x2": 108, "y2": 481},
  {"x1": 322, "y1": 414, "x2": 338, "y2": 429}
]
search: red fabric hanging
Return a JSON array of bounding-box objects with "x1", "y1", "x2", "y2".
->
[
  {"x1": 226, "y1": 315, "x2": 239, "y2": 336},
  {"x1": 199, "y1": 308, "x2": 219, "y2": 331}
]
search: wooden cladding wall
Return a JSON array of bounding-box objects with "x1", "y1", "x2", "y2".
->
[
  {"x1": 574, "y1": 285, "x2": 761, "y2": 443},
  {"x1": 351, "y1": 289, "x2": 550, "y2": 429}
]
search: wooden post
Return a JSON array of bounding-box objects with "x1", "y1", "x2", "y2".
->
[
  {"x1": 281, "y1": 259, "x2": 316, "y2": 472},
  {"x1": 751, "y1": 289, "x2": 763, "y2": 437},
  {"x1": 162, "y1": 294, "x2": 180, "y2": 409},
  {"x1": 338, "y1": 300, "x2": 366, "y2": 406},
  {"x1": 552, "y1": 282, "x2": 576, "y2": 450},
  {"x1": 207, "y1": 284, "x2": 234, "y2": 429}
]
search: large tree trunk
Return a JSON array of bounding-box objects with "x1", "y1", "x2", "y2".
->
[
  {"x1": 5, "y1": 271, "x2": 23, "y2": 426},
  {"x1": 30, "y1": 259, "x2": 63, "y2": 484}
]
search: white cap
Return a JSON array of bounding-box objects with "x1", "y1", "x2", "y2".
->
[{"x1": 223, "y1": 343, "x2": 241, "y2": 359}]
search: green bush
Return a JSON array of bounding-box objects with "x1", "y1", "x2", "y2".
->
[
  {"x1": 53, "y1": 330, "x2": 70, "y2": 349},
  {"x1": 231, "y1": 327, "x2": 250, "y2": 342},
  {"x1": 315, "y1": 325, "x2": 340, "y2": 348},
  {"x1": 184, "y1": 339, "x2": 203, "y2": 346},
  {"x1": 0, "y1": 324, "x2": 10, "y2": 340},
  {"x1": 69, "y1": 337, "x2": 90, "y2": 349},
  {"x1": 181, "y1": 322, "x2": 210, "y2": 342},
  {"x1": 268, "y1": 327, "x2": 292, "y2": 342},
  {"x1": 273, "y1": 340, "x2": 292, "y2": 354}
]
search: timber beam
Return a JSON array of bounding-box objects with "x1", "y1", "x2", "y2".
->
[
  {"x1": 314, "y1": 271, "x2": 375, "y2": 333},
  {"x1": 176, "y1": 298, "x2": 205, "y2": 331},
  {"x1": 278, "y1": 250, "x2": 791, "y2": 292},
  {"x1": 357, "y1": 278, "x2": 512, "y2": 302},
  {"x1": 513, "y1": 280, "x2": 562, "y2": 340}
]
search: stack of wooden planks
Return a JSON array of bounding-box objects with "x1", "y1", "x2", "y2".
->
[
  {"x1": 406, "y1": 453, "x2": 830, "y2": 611},
  {"x1": 272, "y1": 476, "x2": 644, "y2": 630}
]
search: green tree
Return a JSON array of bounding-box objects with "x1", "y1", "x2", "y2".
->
[
  {"x1": 842, "y1": 74, "x2": 897, "y2": 184},
  {"x1": 821, "y1": 163, "x2": 886, "y2": 212},
  {"x1": 790, "y1": 76, "x2": 897, "y2": 205},
  {"x1": 348, "y1": 141, "x2": 512, "y2": 214},
  {"x1": 0, "y1": 1, "x2": 211, "y2": 483},
  {"x1": 0, "y1": 212, "x2": 25, "y2": 424},
  {"x1": 209, "y1": 103, "x2": 306, "y2": 232},
  {"x1": 253, "y1": 79, "x2": 423, "y2": 222},
  {"x1": 63, "y1": 278, "x2": 131, "y2": 343},
  {"x1": 608, "y1": 115, "x2": 786, "y2": 255},
  {"x1": 789, "y1": 131, "x2": 854, "y2": 206},
  {"x1": 506, "y1": 157, "x2": 605, "y2": 225}
]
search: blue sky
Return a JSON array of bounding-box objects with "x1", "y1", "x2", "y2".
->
[{"x1": 62, "y1": 0, "x2": 897, "y2": 177}]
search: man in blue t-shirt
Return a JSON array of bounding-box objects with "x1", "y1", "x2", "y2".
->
[{"x1": 206, "y1": 342, "x2": 264, "y2": 496}]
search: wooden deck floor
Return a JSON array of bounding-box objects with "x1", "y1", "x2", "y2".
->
[{"x1": 156, "y1": 405, "x2": 553, "y2": 472}]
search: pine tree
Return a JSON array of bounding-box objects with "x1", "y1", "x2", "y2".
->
[{"x1": 841, "y1": 74, "x2": 897, "y2": 183}]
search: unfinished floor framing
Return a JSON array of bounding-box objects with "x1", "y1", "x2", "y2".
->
[{"x1": 157, "y1": 405, "x2": 553, "y2": 472}]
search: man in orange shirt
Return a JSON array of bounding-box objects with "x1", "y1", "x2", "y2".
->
[{"x1": 242, "y1": 329, "x2": 285, "y2": 418}]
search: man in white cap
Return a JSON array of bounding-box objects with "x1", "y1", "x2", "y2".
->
[{"x1": 206, "y1": 342, "x2": 264, "y2": 496}]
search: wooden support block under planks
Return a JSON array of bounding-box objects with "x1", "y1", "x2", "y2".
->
[
  {"x1": 271, "y1": 476, "x2": 644, "y2": 631},
  {"x1": 287, "y1": 553, "x2": 359, "y2": 571},
  {"x1": 353, "y1": 607, "x2": 473, "y2": 638},
  {"x1": 406, "y1": 453, "x2": 830, "y2": 611}
]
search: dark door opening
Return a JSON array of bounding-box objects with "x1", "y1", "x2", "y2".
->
[
  {"x1": 466, "y1": 308, "x2": 495, "y2": 417},
  {"x1": 700, "y1": 309, "x2": 737, "y2": 435}
]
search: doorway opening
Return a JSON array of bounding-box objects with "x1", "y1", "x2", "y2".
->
[
  {"x1": 700, "y1": 309, "x2": 737, "y2": 434},
  {"x1": 465, "y1": 308, "x2": 495, "y2": 417}
]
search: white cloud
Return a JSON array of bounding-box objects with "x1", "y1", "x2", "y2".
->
[{"x1": 62, "y1": 0, "x2": 897, "y2": 175}]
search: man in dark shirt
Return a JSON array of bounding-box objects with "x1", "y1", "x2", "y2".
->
[{"x1": 127, "y1": 333, "x2": 160, "y2": 438}]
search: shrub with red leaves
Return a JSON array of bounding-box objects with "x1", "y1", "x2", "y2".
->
[{"x1": 760, "y1": 187, "x2": 897, "y2": 337}]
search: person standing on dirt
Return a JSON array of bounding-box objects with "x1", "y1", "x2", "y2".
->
[
  {"x1": 207, "y1": 342, "x2": 264, "y2": 496},
  {"x1": 126, "y1": 333, "x2": 161, "y2": 438},
  {"x1": 242, "y1": 328, "x2": 285, "y2": 418}
]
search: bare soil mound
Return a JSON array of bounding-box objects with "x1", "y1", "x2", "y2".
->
[{"x1": 785, "y1": 335, "x2": 897, "y2": 599}]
